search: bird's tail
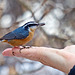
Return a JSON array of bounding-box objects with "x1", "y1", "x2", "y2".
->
[
  {"x1": 0, "y1": 38, "x2": 3, "y2": 42},
  {"x1": 0, "y1": 38, "x2": 2, "y2": 40}
]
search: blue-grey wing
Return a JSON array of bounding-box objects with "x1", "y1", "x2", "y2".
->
[
  {"x1": 13, "y1": 29, "x2": 29, "y2": 39},
  {"x1": 1, "y1": 27, "x2": 29, "y2": 40},
  {"x1": 2, "y1": 32, "x2": 16, "y2": 40}
]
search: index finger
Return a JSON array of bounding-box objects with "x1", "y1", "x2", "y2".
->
[{"x1": 2, "y1": 47, "x2": 45, "y2": 61}]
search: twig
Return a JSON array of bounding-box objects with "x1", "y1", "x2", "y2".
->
[{"x1": 18, "y1": 0, "x2": 37, "y2": 22}]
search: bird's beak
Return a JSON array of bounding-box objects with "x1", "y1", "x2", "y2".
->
[{"x1": 38, "y1": 23, "x2": 45, "y2": 26}]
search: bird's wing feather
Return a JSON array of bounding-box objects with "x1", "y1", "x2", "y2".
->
[
  {"x1": 1, "y1": 32, "x2": 16, "y2": 40},
  {"x1": 1, "y1": 27, "x2": 29, "y2": 40},
  {"x1": 12, "y1": 29, "x2": 29, "y2": 39}
]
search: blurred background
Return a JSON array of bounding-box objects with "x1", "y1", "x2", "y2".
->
[{"x1": 0, "y1": 0, "x2": 75, "y2": 75}]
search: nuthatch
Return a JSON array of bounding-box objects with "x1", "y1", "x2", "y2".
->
[{"x1": 0, "y1": 21, "x2": 45, "y2": 55}]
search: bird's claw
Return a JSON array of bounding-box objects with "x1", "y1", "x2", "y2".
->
[
  {"x1": 12, "y1": 46, "x2": 31, "y2": 55},
  {"x1": 12, "y1": 51, "x2": 15, "y2": 56},
  {"x1": 12, "y1": 47, "x2": 19, "y2": 56},
  {"x1": 23, "y1": 46, "x2": 31, "y2": 49},
  {"x1": 19, "y1": 46, "x2": 31, "y2": 53}
]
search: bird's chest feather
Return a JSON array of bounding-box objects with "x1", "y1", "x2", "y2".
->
[{"x1": 5, "y1": 31, "x2": 34, "y2": 46}]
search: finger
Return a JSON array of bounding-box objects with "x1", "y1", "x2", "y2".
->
[
  {"x1": 2, "y1": 47, "x2": 21, "y2": 57},
  {"x1": 2, "y1": 48, "x2": 13, "y2": 56},
  {"x1": 2, "y1": 47, "x2": 45, "y2": 61}
]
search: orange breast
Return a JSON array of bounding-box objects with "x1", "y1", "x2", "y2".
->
[{"x1": 3, "y1": 29, "x2": 35, "y2": 46}]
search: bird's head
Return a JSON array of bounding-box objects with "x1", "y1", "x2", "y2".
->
[{"x1": 23, "y1": 21, "x2": 45, "y2": 32}]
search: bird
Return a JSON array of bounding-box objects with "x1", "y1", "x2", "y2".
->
[{"x1": 0, "y1": 21, "x2": 45, "y2": 55}]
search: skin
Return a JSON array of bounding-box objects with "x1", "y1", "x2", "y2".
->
[{"x1": 2, "y1": 45, "x2": 75, "y2": 74}]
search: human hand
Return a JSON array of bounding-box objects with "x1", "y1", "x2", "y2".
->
[{"x1": 2, "y1": 45, "x2": 75, "y2": 74}]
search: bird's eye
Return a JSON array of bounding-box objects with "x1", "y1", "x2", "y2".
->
[{"x1": 24, "y1": 26, "x2": 28, "y2": 30}]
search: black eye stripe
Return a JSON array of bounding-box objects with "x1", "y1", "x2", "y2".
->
[
  {"x1": 23, "y1": 21, "x2": 38, "y2": 29},
  {"x1": 28, "y1": 24, "x2": 37, "y2": 27}
]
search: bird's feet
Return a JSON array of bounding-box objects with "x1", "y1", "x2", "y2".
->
[
  {"x1": 12, "y1": 46, "x2": 31, "y2": 56},
  {"x1": 19, "y1": 46, "x2": 31, "y2": 53},
  {"x1": 12, "y1": 51, "x2": 15, "y2": 56},
  {"x1": 12, "y1": 46, "x2": 19, "y2": 56}
]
